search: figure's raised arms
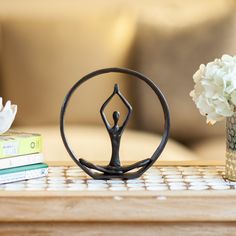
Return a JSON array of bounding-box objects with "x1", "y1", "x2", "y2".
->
[
  {"x1": 100, "y1": 84, "x2": 132, "y2": 133},
  {"x1": 117, "y1": 88, "x2": 132, "y2": 133},
  {"x1": 113, "y1": 83, "x2": 119, "y2": 93},
  {"x1": 100, "y1": 84, "x2": 118, "y2": 131}
]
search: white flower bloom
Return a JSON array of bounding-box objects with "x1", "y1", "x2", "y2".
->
[
  {"x1": 231, "y1": 91, "x2": 236, "y2": 106},
  {"x1": 0, "y1": 97, "x2": 17, "y2": 135},
  {"x1": 190, "y1": 54, "x2": 236, "y2": 124}
]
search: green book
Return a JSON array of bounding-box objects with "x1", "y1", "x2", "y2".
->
[
  {"x1": 0, "y1": 163, "x2": 48, "y2": 184},
  {"x1": 0, "y1": 131, "x2": 42, "y2": 159}
]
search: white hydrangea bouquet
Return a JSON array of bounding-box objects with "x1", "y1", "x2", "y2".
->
[
  {"x1": 190, "y1": 54, "x2": 236, "y2": 180},
  {"x1": 190, "y1": 54, "x2": 236, "y2": 125}
]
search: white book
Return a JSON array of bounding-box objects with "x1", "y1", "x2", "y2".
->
[
  {"x1": 0, "y1": 153, "x2": 43, "y2": 170},
  {"x1": 0, "y1": 163, "x2": 48, "y2": 184}
]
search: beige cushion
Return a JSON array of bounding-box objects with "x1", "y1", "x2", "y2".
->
[
  {"x1": 191, "y1": 137, "x2": 225, "y2": 165},
  {"x1": 0, "y1": 1, "x2": 135, "y2": 126},
  {"x1": 131, "y1": 0, "x2": 236, "y2": 142},
  {"x1": 15, "y1": 125, "x2": 199, "y2": 166}
]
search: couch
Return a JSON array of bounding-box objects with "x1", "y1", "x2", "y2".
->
[{"x1": 0, "y1": 0, "x2": 236, "y2": 166}]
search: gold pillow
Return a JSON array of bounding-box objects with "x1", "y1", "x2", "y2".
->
[{"x1": 0, "y1": 1, "x2": 135, "y2": 126}]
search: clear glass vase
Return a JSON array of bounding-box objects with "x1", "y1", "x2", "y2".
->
[{"x1": 226, "y1": 115, "x2": 236, "y2": 181}]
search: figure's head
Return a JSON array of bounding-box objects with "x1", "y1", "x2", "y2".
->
[{"x1": 113, "y1": 111, "x2": 120, "y2": 125}]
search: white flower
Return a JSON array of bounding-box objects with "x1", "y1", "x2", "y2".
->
[
  {"x1": 190, "y1": 54, "x2": 236, "y2": 125},
  {"x1": 0, "y1": 98, "x2": 17, "y2": 135}
]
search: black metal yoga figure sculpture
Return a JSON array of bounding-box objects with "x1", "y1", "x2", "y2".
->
[
  {"x1": 60, "y1": 67, "x2": 170, "y2": 180},
  {"x1": 80, "y1": 84, "x2": 150, "y2": 175}
]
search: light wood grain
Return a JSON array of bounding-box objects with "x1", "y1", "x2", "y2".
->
[
  {"x1": 0, "y1": 191, "x2": 236, "y2": 222},
  {"x1": 0, "y1": 222, "x2": 236, "y2": 236}
]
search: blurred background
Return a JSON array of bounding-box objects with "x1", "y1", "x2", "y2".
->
[{"x1": 0, "y1": 0, "x2": 236, "y2": 164}]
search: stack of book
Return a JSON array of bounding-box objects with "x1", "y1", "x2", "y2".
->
[{"x1": 0, "y1": 131, "x2": 48, "y2": 184}]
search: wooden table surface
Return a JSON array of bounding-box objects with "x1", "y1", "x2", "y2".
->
[{"x1": 0, "y1": 165, "x2": 236, "y2": 236}]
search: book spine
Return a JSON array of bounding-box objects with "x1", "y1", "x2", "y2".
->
[
  {"x1": 0, "y1": 153, "x2": 44, "y2": 170},
  {"x1": 0, "y1": 167, "x2": 48, "y2": 184},
  {"x1": 0, "y1": 135, "x2": 42, "y2": 159}
]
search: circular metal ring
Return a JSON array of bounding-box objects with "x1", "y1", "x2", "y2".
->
[{"x1": 60, "y1": 67, "x2": 170, "y2": 179}]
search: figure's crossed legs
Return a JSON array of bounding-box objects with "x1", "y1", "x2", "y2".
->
[{"x1": 79, "y1": 158, "x2": 151, "y2": 175}]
